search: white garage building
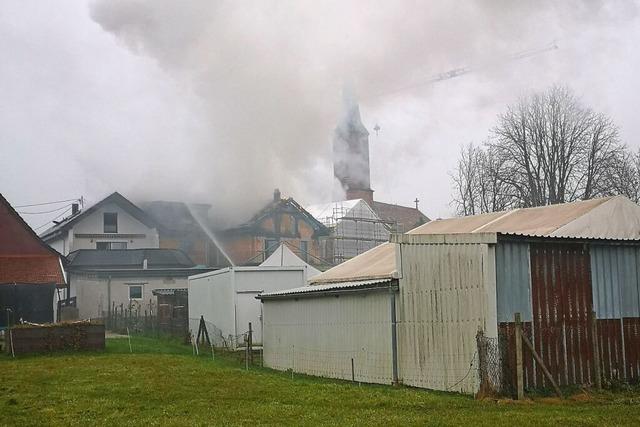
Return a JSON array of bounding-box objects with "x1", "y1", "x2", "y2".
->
[{"x1": 188, "y1": 244, "x2": 319, "y2": 347}]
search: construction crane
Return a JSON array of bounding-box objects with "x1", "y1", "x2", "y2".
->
[{"x1": 375, "y1": 41, "x2": 559, "y2": 99}]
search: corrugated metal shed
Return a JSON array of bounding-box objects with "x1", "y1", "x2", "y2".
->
[
  {"x1": 262, "y1": 284, "x2": 395, "y2": 384},
  {"x1": 393, "y1": 233, "x2": 497, "y2": 394}
]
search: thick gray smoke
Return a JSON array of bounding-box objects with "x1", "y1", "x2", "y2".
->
[{"x1": 87, "y1": 0, "x2": 640, "y2": 223}]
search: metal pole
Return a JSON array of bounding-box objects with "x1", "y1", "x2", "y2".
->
[
  {"x1": 9, "y1": 329, "x2": 15, "y2": 358},
  {"x1": 390, "y1": 289, "x2": 399, "y2": 385},
  {"x1": 515, "y1": 312, "x2": 524, "y2": 400},
  {"x1": 126, "y1": 327, "x2": 132, "y2": 353},
  {"x1": 591, "y1": 310, "x2": 602, "y2": 389},
  {"x1": 248, "y1": 322, "x2": 253, "y2": 366},
  {"x1": 351, "y1": 358, "x2": 355, "y2": 382}
]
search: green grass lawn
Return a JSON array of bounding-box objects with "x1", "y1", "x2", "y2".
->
[{"x1": 2, "y1": 336, "x2": 640, "y2": 426}]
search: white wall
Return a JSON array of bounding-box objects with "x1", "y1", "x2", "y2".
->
[
  {"x1": 70, "y1": 272, "x2": 188, "y2": 320},
  {"x1": 48, "y1": 202, "x2": 159, "y2": 255},
  {"x1": 188, "y1": 267, "x2": 307, "y2": 347},
  {"x1": 262, "y1": 291, "x2": 394, "y2": 384},
  {"x1": 394, "y1": 233, "x2": 497, "y2": 395},
  {"x1": 188, "y1": 269, "x2": 235, "y2": 346}
]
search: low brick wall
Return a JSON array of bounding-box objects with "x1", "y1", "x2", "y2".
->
[{"x1": 6, "y1": 322, "x2": 105, "y2": 355}]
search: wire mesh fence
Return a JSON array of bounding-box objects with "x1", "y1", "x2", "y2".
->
[
  {"x1": 476, "y1": 329, "x2": 516, "y2": 397},
  {"x1": 104, "y1": 301, "x2": 189, "y2": 341}
]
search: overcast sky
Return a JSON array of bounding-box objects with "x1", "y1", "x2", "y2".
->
[{"x1": 2, "y1": 1, "x2": 639, "y2": 230}]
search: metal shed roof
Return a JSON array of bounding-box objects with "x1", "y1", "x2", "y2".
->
[
  {"x1": 410, "y1": 196, "x2": 640, "y2": 239},
  {"x1": 309, "y1": 197, "x2": 640, "y2": 285},
  {"x1": 309, "y1": 242, "x2": 398, "y2": 284},
  {"x1": 258, "y1": 278, "x2": 395, "y2": 299}
]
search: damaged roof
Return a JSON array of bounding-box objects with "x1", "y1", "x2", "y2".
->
[{"x1": 225, "y1": 195, "x2": 330, "y2": 237}]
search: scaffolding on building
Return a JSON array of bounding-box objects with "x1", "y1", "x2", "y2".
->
[{"x1": 310, "y1": 200, "x2": 399, "y2": 265}]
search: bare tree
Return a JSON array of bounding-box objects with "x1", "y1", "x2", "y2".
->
[
  {"x1": 452, "y1": 86, "x2": 633, "y2": 214},
  {"x1": 451, "y1": 143, "x2": 517, "y2": 215},
  {"x1": 600, "y1": 147, "x2": 640, "y2": 203}
]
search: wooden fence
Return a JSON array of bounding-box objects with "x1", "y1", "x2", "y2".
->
[
  {"x1": 6, "y1": 321, "x2": 105, "y2": 355},
  {"x1": 106, "y1": 302, "x2": 188, "y2": 339}
]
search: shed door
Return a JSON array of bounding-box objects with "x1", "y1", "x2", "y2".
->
[{"x1": 530, "y1": 243, "x2": 594, "y2": 387}]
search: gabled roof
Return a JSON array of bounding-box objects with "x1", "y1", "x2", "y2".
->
[
  {"x1": 0, "y1": 193, "x2": 66, "y2": 285},
  {"x1": 306, "y1": 199, "x2": 383, "y2": 228},
  {"x1": 410, "y1": 196, "x2": 640, "y2": 239},
  {"x1": 40, "y1": 192, "x2": 157, "y2": 242},
  {"x1": 260, "y1": 243, "x2": 321, "y2": 278},
  {"x1": 305, "y1": 199, "x2": 362, "y2": 224},
  {"x1": 372, "y1": 201, "x2": 429, "y2": 233},
  {"x1": 67, "y1": 248, "x2": 195, "y2": 270},
  {"x1": 225, "y1": 196, "x2": 330, "y2": 237}
]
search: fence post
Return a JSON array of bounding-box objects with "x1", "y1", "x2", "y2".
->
[
  {"x1": 248, "y1": 322, "x2": 253, "y2": 366},
  {"x1": 245, "y1": 334, "x2": 249, "y2": 371},
  {"x1": 351, "y1": 358, "x2": 355, "y2": 382},
  {"x1": 515, "y1": 312, "x2": 524, "y2": 400},
  {"x1": 591, "y1": 310, "x2": 602, "y2": 389}
]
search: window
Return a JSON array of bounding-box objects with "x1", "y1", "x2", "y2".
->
[
  {"x1": 128, "y1": 285, "x2": 143, "y2": 300},
  {"x1": 264, "y1": 239, "x2": 278, "y2": 260},
  {"x1": 104, "y1": 212, "x2": 118, "y2": 233},
  {"x1": 299, "y1": 240, "x2": 308, "y2": 261},
  {"x1": 96, "y1": 242, "x2": 127, "y2": 250}
]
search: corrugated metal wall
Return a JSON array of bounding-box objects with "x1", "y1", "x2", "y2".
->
[
  {"x1": 497, "y1": 240, "x2": 640, "y2": 391},
  {"x1": 496, "y1": 242, "x2": 532, "y2": 322},
  {"x1": 262, "y1": 290, "x2": 394, "y2": 384},
  {"x1": 396, "y1": 234, "x2": 497, "y2": 394},
  {"x1": 591, "y1": 245, "x2": 640, "y2": 382}
]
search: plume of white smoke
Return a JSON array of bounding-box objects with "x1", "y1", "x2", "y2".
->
[{"x1": 89, "y1": 0, "x2": 639, "y2": 223}]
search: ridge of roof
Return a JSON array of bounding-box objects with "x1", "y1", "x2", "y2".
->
[
  {"x1": 39, "y1": 192, "x2": 157, "y2": 241},
  {"x1": 225, "y1": 195, "x2": 330, "y2": 235},
  {"x1": 412, "y1": 196, "x2": 616, "y2": 236}
]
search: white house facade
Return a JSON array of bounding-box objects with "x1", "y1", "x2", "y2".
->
[{"x1": 40, "y1": 192, "x2": 159, "y2": 255}]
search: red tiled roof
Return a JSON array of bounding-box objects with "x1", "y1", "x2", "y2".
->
[
  {"x1": 372, "y1": 201, "x2": 429, "y2": 233},
  {"x1": 0, "y1": 256, "x2": 65, "y2": 285}
]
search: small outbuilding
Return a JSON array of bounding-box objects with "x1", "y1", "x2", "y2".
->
[
  {"x1": 259, "y1": 196, "x2": 640, "y2": 394},
  {"x1": 0, "y1": 194, "x2": 67, "y2": 327},
  {"x1": 188, "y1": 243, "x2": 319, "y2": 348}
]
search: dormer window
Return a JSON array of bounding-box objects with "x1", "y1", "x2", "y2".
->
[{"x1": 104, "y1": 213, "x2": 118, "y2": 233}]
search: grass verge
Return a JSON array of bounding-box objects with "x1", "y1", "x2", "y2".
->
[{"x1": 1, "y1": 336, "x2": 639, "y2": 426}]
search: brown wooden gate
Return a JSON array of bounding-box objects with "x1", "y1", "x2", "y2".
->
[{"x1": 528, "y1": 243, "x2": 595, "y2": 388}]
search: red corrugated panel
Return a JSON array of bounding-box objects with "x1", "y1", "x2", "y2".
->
[{"x1": 530, "y1": 243, "x2": 594, "y2": 389}]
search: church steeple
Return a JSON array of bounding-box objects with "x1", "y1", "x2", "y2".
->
[{"x1": 333, "y1": 90, "x2": 374, "y2": 206}]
